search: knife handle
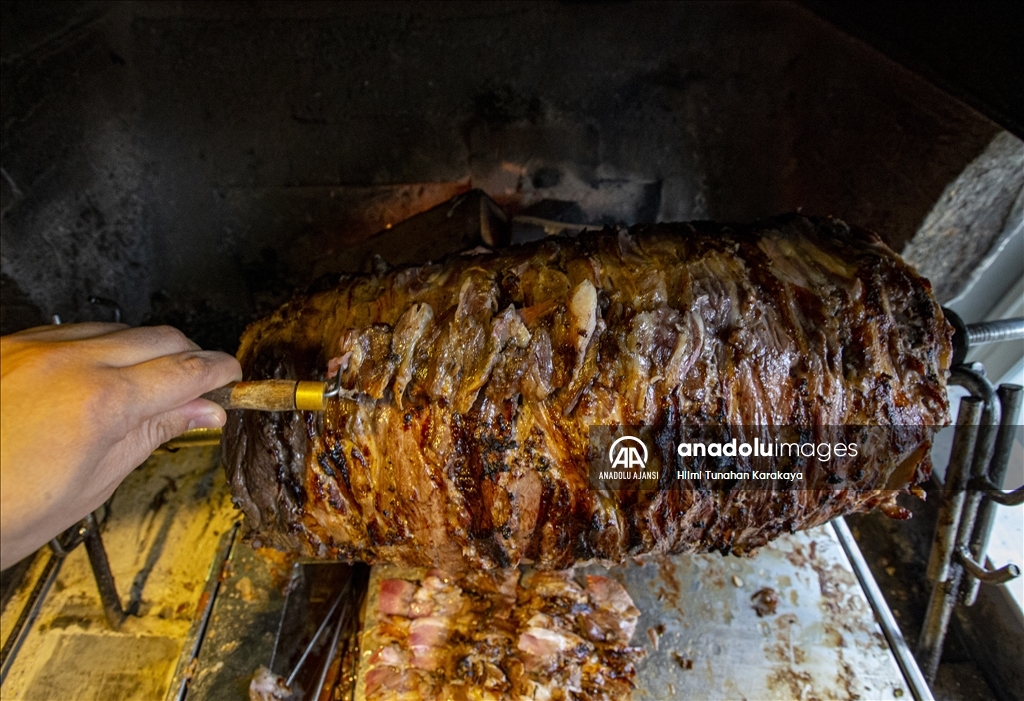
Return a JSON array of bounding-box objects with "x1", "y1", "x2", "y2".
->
[{"x1": 202, "y1": 380, "x2": 327, "y2": 411}]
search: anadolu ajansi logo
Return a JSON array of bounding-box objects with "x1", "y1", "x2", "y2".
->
[{"x1": 608, "y1": 435, "x2": 649, "y2": 470}]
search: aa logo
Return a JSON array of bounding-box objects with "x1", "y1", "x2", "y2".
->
[{"x1": 608, "y1": 435, "x2": 648, "y2": 470}]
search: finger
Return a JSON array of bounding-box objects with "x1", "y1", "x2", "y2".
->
[
  {"x1": 8, "y1": 322, "x2": 128, "y2": 341},
  {"x1": 77, "y1": 325, "x2": 201, "y2": 367},
  {"x1": 118, "y1": 350, "x2": 242, "y2": 421}
]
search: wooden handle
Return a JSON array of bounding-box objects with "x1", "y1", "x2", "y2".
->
[{"x1": 202, "y1": 380, "x2": 326, "y2": 412}]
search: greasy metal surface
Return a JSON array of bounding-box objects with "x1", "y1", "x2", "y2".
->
[
  {"x1": 182, "y1": 536, "x2": 288, "y2": 700},
  {"x1": 355, "y1": 524, "x2": 909, "y2": 701},
  {"x1": 164, "y1": 525, "x2": 238, "y2": 701},
  {"x1": 603, "y1": 524, "x2": 908, "y2": 700}
]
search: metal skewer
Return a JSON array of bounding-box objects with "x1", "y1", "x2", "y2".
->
[
  {"x1": 285, "y1": 587, "x2": 347, "y2": 688},
  {"x1": 943, "y1": 308, "x2": 1024, "y2": 365},
  {"x1": 201, "y1": 368, "x2": 345, "y2": 412},
  {"x1": 285, "y1": 591, "x2": 343, "y2": 689},
  {"x1": 311, "y1": 597, "x2": 350, "y2": 701}
]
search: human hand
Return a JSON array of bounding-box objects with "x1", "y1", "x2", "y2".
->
[{"x1": 0, "y1": 323, "x2": 242, "y2": 569}]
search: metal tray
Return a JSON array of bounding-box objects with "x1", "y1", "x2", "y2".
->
[
  {"x1": 351, "y1": 522, "x2": 925, "y2": 701},
  {"x1": 173, "y1": 520, "x2": 929, "y2": 700}
]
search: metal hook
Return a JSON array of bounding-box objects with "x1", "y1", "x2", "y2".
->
[
  {"x1": 957, "y1": 547, "x2": 1021, "y2": 585},
  {"x1": 970, "y1": 476, "x2": 1024, "y2": 506},
  {"x1": 323, "y1": 366, "x2": 345, "y2": 399},
  {"x1": 48, "y1": 521, "x2": 88, "y2": 556}
]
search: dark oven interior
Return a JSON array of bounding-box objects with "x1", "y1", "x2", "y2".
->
[{"x1": 2, "y1": 2, "x2": 1018, "y2": 348}]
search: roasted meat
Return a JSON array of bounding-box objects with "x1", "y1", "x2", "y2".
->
[
  {"x1": 359, "y1": 567, "x2": 644, "y2": 701},
  {"x1": 224, "y1": 214, "x2": 952, "y2": 569}
]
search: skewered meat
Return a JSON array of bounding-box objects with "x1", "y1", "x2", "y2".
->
[
  {"x1": 223, "y1": 214, "x2": 951, "y2": 569},
  {"x1": 360, "y1": 567, "x2": 644, "y2": 701}
]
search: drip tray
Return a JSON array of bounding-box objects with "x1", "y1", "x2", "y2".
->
[{"x1": 173, "y1": 525, "x2": 922, "y2": 700}]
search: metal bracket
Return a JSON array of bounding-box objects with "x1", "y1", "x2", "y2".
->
[
  {"x1": 917, "y1": 370, "x2": 1022, "y2": 684},
  {"x1": 971, "y1": 476, "x2": 1024, "y2": 506},
  {"x1": 45, "y1": 513, "x2": 125, "y2": 629},
  {"x1": 956, "y1": 547, "x2": 1021, "y2": 585}
]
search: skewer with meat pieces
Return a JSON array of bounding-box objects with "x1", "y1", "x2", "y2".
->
[
  {"x1": 224, "y1": 214, "x2": 952, "y2": 571},
  {"x1": 361, "y1": 567, "x2": 645, "y2": 701}
]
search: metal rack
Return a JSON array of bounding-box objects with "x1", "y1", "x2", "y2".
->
[
  {"x1": 0, "y1": 512, "x2": 128, "y2": 685},
  {"x1": 918, "y1": 366, "x2": 1024, "y2": 683}
]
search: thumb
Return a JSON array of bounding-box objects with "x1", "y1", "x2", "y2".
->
[
  {"x1": 136, "y1": 399, "x2": 227, "y2": 454},
  {"x1": 92, "y1": 399, "x2": 227, "y2": 502}
]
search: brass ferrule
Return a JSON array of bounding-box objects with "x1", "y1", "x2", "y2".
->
[{"x1": 295, "y1": 381, "x2": 327, "y2": 411}]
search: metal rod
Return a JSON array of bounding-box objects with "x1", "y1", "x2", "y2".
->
[
  {"x1": 918, "y1": 394, "x2": 985, "y2": 683},
  {"x1": 966, "y1": 317, "x2": 1024, "y2": 346},
  {"x1": 511, "y1": 215, "x2": 594, "y2": 234},
  {"x1": 945, "y1": 369, "x2": 999, "y2": 591},
  {"x1": 268, "y1": 562, "x2": 302, "y2": 673},
  {"x1": 312, "y1": 597, "x2": 349, "y2": 701},
  {"x1": 945, "y1": 307, "x2": 1024, "y2": 365},
  {"x1": 948, "y1": 367, "x2": 1000, "y2": 449},
  {"x1": 154, "y1": 427, "x2": 224, "y2": 453},
  {"x1": 0, "y1": 551, "x2": 64, "y2": 684},
  {"x1": 956, "y1": 547, "x2": 1021, "y2": 585},
  {"x1": 286, "y1": 588, "x2": 346, "y2": 687},
  {"x1": 832, "y1": 518, "x2": 935, "y2": 701},
  {"x1": 48, "y1": 520, "x2": 88, "y2": 556},
  {"x1": 925, "y1": 397, "x2": 983, "y2": 582},
  {"x1": 918, "y1": 569, "x2": 963, "y2": 684},
  {"x1": 81, "y1": 512, "x2": 126, "y2": 630},
  {"x1": 964, "y1": 383, "x2": 1023, "y2": 604},
  {"x1": 87, "y1": 296, "x2": 122, "y2": 323}
]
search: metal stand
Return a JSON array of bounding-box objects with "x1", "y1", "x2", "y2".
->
[
  {"x1": 917, "y1": 367, "x2": 1023, "y2": 683},
  {"x1": 0, "y1": 511, "x2": 127, "y2": 683},
  {"x1": 80, "y1": 513, "x2": 127, "y2": 629}
]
